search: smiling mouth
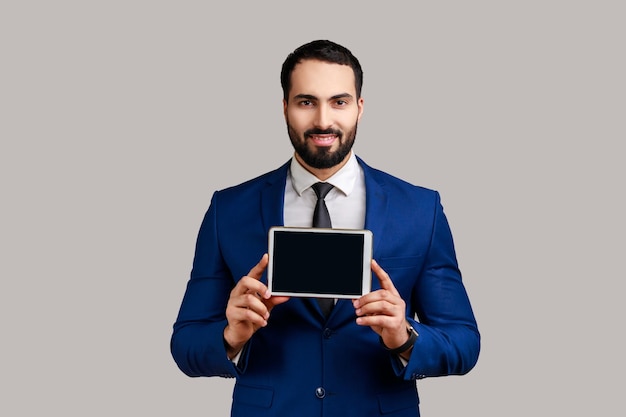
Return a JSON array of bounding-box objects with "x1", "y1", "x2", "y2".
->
[{"x1": 307, "y1": 134, "x2": 339, "y2": 147}]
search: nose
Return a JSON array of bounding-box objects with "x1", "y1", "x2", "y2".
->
[{"x1": 313, "y1": 104, "x2": 332, "y2": 130}]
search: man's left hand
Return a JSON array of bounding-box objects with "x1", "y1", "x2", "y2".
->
[{"x1": 353, "y1": 259, "x2": 412, "y2": 357}]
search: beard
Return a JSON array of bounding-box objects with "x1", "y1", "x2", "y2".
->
[{"x1": 287, "y1": 121, "x2": 358, "y2": 169}]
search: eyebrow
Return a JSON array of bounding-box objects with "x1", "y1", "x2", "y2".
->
[{"x1": 293, "y1": 93, "x2": 354, "y2": 101}]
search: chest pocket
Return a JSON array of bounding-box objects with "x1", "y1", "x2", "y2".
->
[{"x1": 374, "y1": 255, "x2": 424, "y2": 295}]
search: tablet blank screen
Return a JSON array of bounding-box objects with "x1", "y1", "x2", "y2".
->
[{"x1": 271, "y1": 230, "x2": 365, "y2": 297}]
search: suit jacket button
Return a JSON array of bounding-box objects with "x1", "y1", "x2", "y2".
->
[
  {"x1": 323, "y1": 328, "x2": 332, "y2": 338},
  {"x1": 315, "y1": 387, "x2": 326, "y2": 398}
]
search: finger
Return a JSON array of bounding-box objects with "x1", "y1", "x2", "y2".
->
[
  {"x1": 233, "y1": 276, "x2": 270, "y2": 299},
  {"x1": 267, "y1": 295, "x2": 291, "y2": 309},
  {"x1": 355, "y1": 312, "x2": 395, "y2": 329},
  {"x1": 233, "y1": 254, "x2": 270, "y2": 299},
  {"x1": 230, "y1": 292, "x2": 271, "y2": 321},
  {"x1": 356, "y1": 284, "x2": 397, "y2": 304},
  {"x1": 243, "y1": 293, "x2": 272, "y2": 320},
  {"x1": 355, "y1": 298, "x2": 398, "y2": 317},
  {"x1": 371, "y1": 259, "x2": 399, "y2": 296},
  {"x1": 228, "y1": 304, "x2": 268, "y2": 329}
]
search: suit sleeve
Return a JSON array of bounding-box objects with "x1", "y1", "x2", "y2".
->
[
  {"x1": 170, "y1": 192, "x2": 240, "y2": 378},
  {"x1": 394, "y1": 192, "x2": 480, "y2": 380}
]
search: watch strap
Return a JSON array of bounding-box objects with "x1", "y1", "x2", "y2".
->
[{"x1": 380, "y1": 325, "x2": 418, "y2": 354}]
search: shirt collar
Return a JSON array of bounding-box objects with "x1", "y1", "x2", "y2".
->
[{"x1": 289, "y1": 151, "x2": 359, "y2": 197}]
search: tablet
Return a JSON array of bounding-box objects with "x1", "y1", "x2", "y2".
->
[{"x1": 267, "y1": 226, "x2": 373, "y2": 298}]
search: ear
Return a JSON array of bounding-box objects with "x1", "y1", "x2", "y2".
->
[
  {"x1": 356, "y1": 97, "x2": 364, "y2": 122},
  {"x1": 283, "y1": 99, "x2": 288, "y2": 119}
]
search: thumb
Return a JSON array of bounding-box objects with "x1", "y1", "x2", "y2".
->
[
  {"x1": 371, "y1": 259, "x2": 399, "y2": 296},
  {"x1": 247, "y1": 253, "x2": 269, "y2": 280}
]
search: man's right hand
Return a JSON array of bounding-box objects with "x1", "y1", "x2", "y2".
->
[{"x1": 223, "y1": 254, "x2": 290, "y2": 359}]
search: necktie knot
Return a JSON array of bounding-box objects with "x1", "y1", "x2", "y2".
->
[{"x1": 312, "y1": 182, "x2": 334, "y2": 200}]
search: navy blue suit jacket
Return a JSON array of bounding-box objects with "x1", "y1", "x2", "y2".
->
[{"x1": 171, "y1": 157, "x2": 480, "y2": 417}]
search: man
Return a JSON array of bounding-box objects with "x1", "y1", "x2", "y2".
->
[{"x1": 171, "y1": 40, "x2": 480, "y2": 417}]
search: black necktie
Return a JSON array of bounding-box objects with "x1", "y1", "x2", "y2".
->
[
  {"x1": 312, "y1": 182, "x2": 334, "y2": 228},
  {"x1": 311, "y1": 182, "x2": 335, "y2": 317}
]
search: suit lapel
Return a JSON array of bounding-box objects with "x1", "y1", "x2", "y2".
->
[
  {"x1": 260, "y1": 161, "x2": 290, "y2": 232},
  {"x1": 359, "y1": 158, "x2": 388, "y2": 259}
]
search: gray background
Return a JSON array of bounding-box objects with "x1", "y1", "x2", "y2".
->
[{"x1": 1, "y1": 1, "x2": 624, "y2": 415}]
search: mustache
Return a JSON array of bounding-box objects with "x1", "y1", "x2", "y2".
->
[{"x1": 304, "y1": 128, "x2": 342, "y2": 137}]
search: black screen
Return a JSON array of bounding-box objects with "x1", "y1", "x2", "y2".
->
[{"x1": 271, "y1": 230, "x2": 365, "y2": 296}]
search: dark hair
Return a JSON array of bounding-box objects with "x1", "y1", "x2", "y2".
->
[{"x1": 280, "y1": 40, "x2": 363, "y2": 101}]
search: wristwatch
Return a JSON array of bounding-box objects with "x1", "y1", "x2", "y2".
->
[{"x1": 380, "y1": 324, "x2": 418, "y2": 355}]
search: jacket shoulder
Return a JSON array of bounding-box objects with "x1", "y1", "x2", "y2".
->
[{"x1": 358, "y1": 157, "x2": 439, "y2": 201}]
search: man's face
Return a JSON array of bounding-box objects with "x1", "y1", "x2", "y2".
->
[{"x1": 284, "y1": 60, "x2": 364, "y2": 173}]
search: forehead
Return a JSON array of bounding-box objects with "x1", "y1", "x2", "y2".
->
[{"x1": 289, "y1": 59, "x2": 356, "y2": 99}]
